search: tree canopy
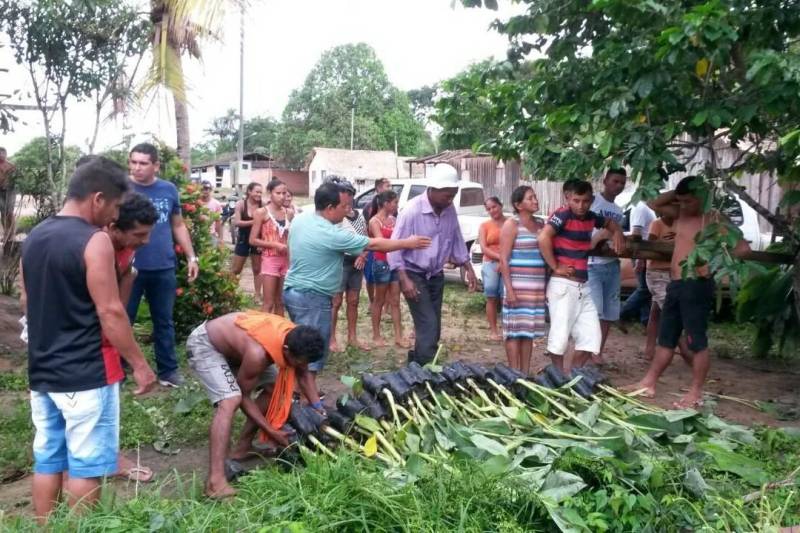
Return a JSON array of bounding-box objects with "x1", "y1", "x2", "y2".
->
[
  {"x1": 277, "y1": 43, "x2": 431, "y2": 166},
  {"x1": 451, "y1": 0, "x2": 800, "y2": 356}
]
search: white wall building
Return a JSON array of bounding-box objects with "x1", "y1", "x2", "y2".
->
[{"x1": 305, "y1": 147, "x2": 416, "y2": 195}]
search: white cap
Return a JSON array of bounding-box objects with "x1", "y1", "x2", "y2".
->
[{"x1": 427, "y1": 163, "x2": 459, "y2": 190}]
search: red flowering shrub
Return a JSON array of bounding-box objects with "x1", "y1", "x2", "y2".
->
[{"x1": 159, "y1": 145, "x2": 246, "y2": 338}]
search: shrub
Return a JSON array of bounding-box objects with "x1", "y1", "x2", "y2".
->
[{"x1": 172, "y1": 180, "x2": 246, "y2": 338}]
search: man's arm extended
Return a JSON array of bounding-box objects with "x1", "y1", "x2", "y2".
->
[
  {"x1": 171, "y1": 213, "x2": 199, "y2": 281},
  {"x1": 236, "y1": 348, "x2": 289, "y2": 446},
  {"x1": 603, "y1": 219, "x2": 626, "y2": 254},
  {"x1": 365, "y1": 235, "x2": 431, "y2": 252},
  {"x1": 85, "y1": 233, "x2": 155, "y2": 394}
]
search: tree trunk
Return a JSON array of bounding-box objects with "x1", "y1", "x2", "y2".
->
[
  {"x1": 172, "y1": 52, "x2": 191, "y2": 172},
  {"x1": 794, "y1": 253, "x2": 800, "y2": 328}
]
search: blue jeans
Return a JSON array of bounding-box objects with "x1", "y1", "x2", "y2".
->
[
  {"x1": 126, "y1": 268, "x2": 178, "y2": 379},
  {"x1": 283, "y1": 287, "x2": 332, "y2": 373},
  {"x1": 587, "y1": 261, "x2": 621, "y2": 321},
  {"x1": 621, "y1": 266, "x2": 651, "y2": 324}
]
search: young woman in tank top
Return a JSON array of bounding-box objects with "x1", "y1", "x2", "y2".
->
[
  {"x1": 250, "y1": 179, "x2": 293, "y2": 315},
  {"x1": 232, "y1": 182, "x2": 264, "y2": 297},
  {"x1": 367, "y1": 190, "x2": 410, "y2": 349}
]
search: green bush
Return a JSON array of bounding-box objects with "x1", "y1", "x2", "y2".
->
[{"x1": 157, "y1": 145, "x2": 245, "y2": 339}]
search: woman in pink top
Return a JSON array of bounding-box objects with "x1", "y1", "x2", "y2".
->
[
  {"x1": 250, "y1": 180, "x2": 292, "y2": 315},
  {"x1": 368, "y1": 190, "x2": 410, "y2": 349}
]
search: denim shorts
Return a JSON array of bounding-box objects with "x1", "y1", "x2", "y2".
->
[
  {"x1": 372, "y1": 259, "x2": 398, "y2": 285},
  {"x1": 284, "y1": 287, "x2": 332, "y2": 373},
  {"x1": 481, "y1": 261, "x2": 503, "y2": 298},
  {"x1": 341, "y1": 259, "x2": 364, "y2": 292},
  {"x1": 30, "y1": 383, "x2": 120, "y2": 478},
  {"x1": 363, "y1": 252, "x2": 376, "y2": 284},
  {"x1": 587, "y1": 261, "x2": 621, "y2": 321}
]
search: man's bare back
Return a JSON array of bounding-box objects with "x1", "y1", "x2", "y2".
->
[{"x1": 204, "y1": 313, "x2": 271, "y2": 367}]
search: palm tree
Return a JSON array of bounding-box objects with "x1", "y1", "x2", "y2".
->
[{"x1": 144, "y1": 0, "x2": 233, "y2": 170}]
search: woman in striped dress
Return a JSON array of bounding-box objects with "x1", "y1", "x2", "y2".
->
[{"x1": 499, "y1": 185, "x2": 546, "y2": 375}]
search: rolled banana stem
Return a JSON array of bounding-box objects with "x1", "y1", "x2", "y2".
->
[{"x1": 307, "y1": 434, "x2": 338, "y2": 459}]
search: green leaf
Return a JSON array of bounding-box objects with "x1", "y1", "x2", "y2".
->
[
  {"x1": 691, "y1": 110, "x2": 708, "y2": 126},
  {"x1": 435, "y1": 429, "x2": 456, "y2": 451},
  {"x1": 173, "y1": 392, "x2": 205, "y2": 414},
  {"x1": 469, "y1": 434, "x2": 508, "y2": 457},
  {"x1": 404, "y1": 432, "x2": 421, "y2": 453},
  {"x1": 696, "y1": 442, "x2": 768, "y2": 485},
  {"x1": 779, "y1": 190, "x2": 800, "y2": 208},
  {"x1": 482, "y1": 455, "x2": 512, "y2": 475},
  {"x1": 683, "y1": 467, "x2": 712, "y2": 498},
  {"x1": 355, "y1": 414, "x2": 382, "y2": 434},
  {"x1": 577, "y1": 402, "x2": 601, "y2": 427},
  {"x1": 473, "y1": 417, "x2": 514, "y2": 435},
  {"x1": 405, "y1": 453, "x2": 425, "y2": 476},
  {"x1": 598, "y1": 133, "x2": 613, "y2": 156},
  {"x1": 539, "y1": 470, "x2": 587, "y2": 503}
]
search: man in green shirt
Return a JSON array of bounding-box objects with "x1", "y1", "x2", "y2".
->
[{"x1": 284, "y1": 178, "x2": 429, "y2": 373}]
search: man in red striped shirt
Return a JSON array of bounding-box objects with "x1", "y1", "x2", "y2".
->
[{"x1": 539, "y1": 181, "x2": 624, "y2": 372}]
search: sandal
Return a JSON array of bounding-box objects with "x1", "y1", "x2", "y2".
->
[{"x1": 117, "y1": 465, "x2": 154, "y2": 483}]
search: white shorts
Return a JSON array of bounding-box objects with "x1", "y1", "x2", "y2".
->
[{"x1": 546, "y1": 277, "x2": 602, "y2": 356}]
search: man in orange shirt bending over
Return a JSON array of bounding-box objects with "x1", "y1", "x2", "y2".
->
[{"x1": 186, "y1": 311, "x2": 324, "y2": 498}]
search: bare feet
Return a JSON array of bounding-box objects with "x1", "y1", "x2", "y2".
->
[
  {"x1": 621, "y1": 382, "x2": 656, "y2": 398},
  {"x1": 489, "y1": 332, "x2": 503, "y2": 342},
  {"x1": 372, "y1": 337, "x2": 388, "y2": 348},
  {"x1": 205, "y1": 480, "x2": 237, "y2": 499},
  {"x1": 590, "y1": 354, "x2": 605, "y2": 366},
  {"x1": 394, "y1": 338, "x2": 412, "y2": 349},
  {"x1": 115, "y1": 454, "x2": 154, "y2": 482},
  {"x1": 348, "y1": 339, "x2": 371, "y2": 351},
  {"x1": 672, "y1": 392, "x2": 704, "y2": 409},
  {"x1": 329, "y1": 339, "x2": 341, "y2": 353}
]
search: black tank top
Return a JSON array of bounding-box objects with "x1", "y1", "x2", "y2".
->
[
  {"x1": 237, "y1": 200, "x2": 258, "y2": 242},
  {"x1": 22, "y1": 216, "x2": 106, "y2": 392}
]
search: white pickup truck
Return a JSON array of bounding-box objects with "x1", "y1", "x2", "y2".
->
[{"x1": 353, "y1": 179, "x2": 488, "y2": 251}]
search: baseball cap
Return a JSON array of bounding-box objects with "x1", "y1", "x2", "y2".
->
[{"x1": 427, "y1": 164, "x2": 459, "y2": 190}]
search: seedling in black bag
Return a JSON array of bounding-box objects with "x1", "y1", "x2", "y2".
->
[
  {"x1": 534, "y1": 373, "x2": 555, "y2": 389},
  {"x1": 288, "y1": 404, "x2": 318, "y2": 436},
  {"x1": 336, "y1": 397, "x2": 368, "y2": 419},
  {"x1": 325, "y1": 411, "x2": 354, "y2": 434},
  {"x1": 569, "y1": 370, "x2": 595, "y2": 398},
  {"x1": 382, "y1": 372, "x2": 412, "y2": 400},
  {"x1": 544, "y1": 364, "x2": 569, "y2": 388},
  {"x1": 358, "y1": 392, "x2": 387, "y2": 420},
  {"x1": 361, "y1": 373, "x2": 387, "y2": 396}
]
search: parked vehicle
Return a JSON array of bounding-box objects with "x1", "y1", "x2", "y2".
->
[{"x1": 352, "y1": 179, "x2": 487, "y2": 249}]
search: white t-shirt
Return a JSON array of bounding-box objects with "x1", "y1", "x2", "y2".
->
[
  {"x1": 589, "y1": 194, "x2": 624, "y2": 265},
  {"x1": 630, "y1": 201, "x2": 655, "y2": 240}
]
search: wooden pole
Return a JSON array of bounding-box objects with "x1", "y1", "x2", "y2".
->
[{"x1": 589, "y1": 237, "x2": 793, "y2": 265}]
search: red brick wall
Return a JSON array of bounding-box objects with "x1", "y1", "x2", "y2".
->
[{"x1": 250, "y1": 169, "x2": 309, "y2": 196}]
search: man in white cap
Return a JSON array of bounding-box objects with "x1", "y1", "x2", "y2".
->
[{"x1": 389, "y1": 164, "x2": 477, "y2": 365}]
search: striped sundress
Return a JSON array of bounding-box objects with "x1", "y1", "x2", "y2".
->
[{"x1": 502, "y1": 218, "x2": 546, "y2": 339}]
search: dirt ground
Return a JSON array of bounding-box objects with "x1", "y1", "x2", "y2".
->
[{"x1": 1, "y1": 264, "x2": 799, "y2": 515}]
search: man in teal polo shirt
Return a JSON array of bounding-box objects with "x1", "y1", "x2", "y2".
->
[{"x1": 284, "y1": 177, "x2": 430, "y2": 373}]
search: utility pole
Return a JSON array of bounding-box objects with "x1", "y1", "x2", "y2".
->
[
  {"x1": 350, "y1": 96, "x2": 355, "y2": 150},
  {"x1": 236, "y1": 3, "x2": 245, "y2": 192}
]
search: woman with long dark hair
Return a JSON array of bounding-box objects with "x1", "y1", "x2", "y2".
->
[
  {"x1": 368, "y1": 190, "x2": 410, "y2": 349},
  {"x1": 499, "y1": 185, "x2": 546, "y2": 375},
  {"x1": 250, "y1": 180, "x2": 292, "y2": 315},
  {"x1": 232, "y1": 182, "x2": 263, "y2": 296},
  {"x1": 478, "y1": 196, "x2": 507, "y2": 341}
]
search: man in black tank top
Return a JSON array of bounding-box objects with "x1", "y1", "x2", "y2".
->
[{"x1": 21, "y1": 157, "x2": 156, "y2": 523}]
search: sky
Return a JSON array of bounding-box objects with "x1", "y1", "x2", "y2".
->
[{"x1": 0, "y1": 0, "x2": 524, "y2": 156}]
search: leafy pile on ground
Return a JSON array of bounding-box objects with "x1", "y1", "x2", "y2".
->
[{"x1": 4, "y1": 362, "x2": 798, "y2": 532}]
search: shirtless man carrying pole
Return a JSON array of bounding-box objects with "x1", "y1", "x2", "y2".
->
[{"x1": 626, "y1": 176, "x2": 750, "y2": 408}]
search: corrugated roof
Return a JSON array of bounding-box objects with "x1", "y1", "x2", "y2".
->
[
  {"x1": 192, "y1": 151, "x2": 273, "y2": 169},
  {"x1": 406, "y1": 149, "x2": 490, "y2": 164}
]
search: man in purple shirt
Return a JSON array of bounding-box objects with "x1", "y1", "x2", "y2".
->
[{"x1": 389, "y1": 164, "x2": 478, "y2": 364}]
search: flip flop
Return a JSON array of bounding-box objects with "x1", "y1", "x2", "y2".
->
[{"x1": 118, "y1": 465, "x2": 154, "y2": 483}]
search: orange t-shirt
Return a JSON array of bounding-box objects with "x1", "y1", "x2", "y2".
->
[
  {"x1": 480, "y1": 220, "x2": 502, "y2": 261},
  {"x1": 235, "y1": 311, "x2": 296, "y2": 438},
  {"x1": 647, "y1": 218, "x2": 676, "y2": 271}
]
